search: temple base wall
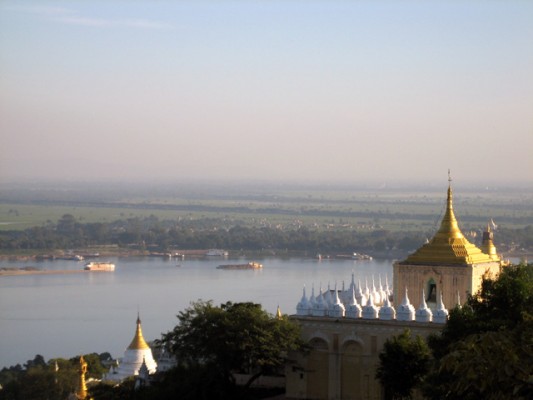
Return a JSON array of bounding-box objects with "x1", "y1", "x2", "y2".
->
[{"x1": 285, "y1": 316, "x2": 441, "y2": 400}]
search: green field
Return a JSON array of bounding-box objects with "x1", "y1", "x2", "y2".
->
[{"x1": 1, "y1": 183, "x2": 531, "y2": 233}]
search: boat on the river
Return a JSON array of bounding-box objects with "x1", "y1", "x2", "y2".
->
[
  {"x1": 206, "y1": 249, "x2": 229, "y2": 256},
  {"x1": 352, "y1": 252, "x2": 373, "y2": 260},
  {"x1": 84, "y1": 262, "x2": 115, "y2": 271},
  {"x1": 217, "y1": 262, "x2": 262, "y2": 270},
  {"x1": 57, "y1": 254, "x2": 84, "y2": 261}
]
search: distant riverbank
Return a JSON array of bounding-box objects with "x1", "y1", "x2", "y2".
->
[
  {"x1": 0, "y1": 248, "x2": 528, "y2": 264},
  {"x1": 0, "y1": 267, "x2": 117, "y2": 276}
]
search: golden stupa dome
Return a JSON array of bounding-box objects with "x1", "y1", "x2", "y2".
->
[
  {"x1": 403, "y1": 178, "x2": 496, "y2": 266},
  {"x1": 127, "y1": 315, "x2": 150, "y2": 350}
]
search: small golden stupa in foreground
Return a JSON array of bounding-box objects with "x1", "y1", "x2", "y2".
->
[{"x1": 76, "y1": 355, "x2": 88, "y2": 400}]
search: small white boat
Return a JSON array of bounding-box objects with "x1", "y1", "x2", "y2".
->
[
  {"x1": 84, "y1": 262, "x2": 115, "y2": 271},
  {"x1": 205, "y1": 249, "x2": 229, "y2": 256}
]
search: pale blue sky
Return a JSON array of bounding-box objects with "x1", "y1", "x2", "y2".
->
[{"x1": 1, "y1": 1, "x2": 532, "y2": 184}]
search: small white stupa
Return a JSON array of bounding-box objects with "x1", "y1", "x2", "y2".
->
[
  {"x1": 112, "y1": 314, "x2": 158, "y2": 381},
  {"x1": 361, "y1": 293, "x2": 379, "y2": 319},
  {"x1": 345, "y1": 285, "x2": 362, "y2": 319},
  {"x1": 415, "y1": 289, "x2": 433, "y2": 322},
  {"x1": 378, "y1": 293, "x2": 396, "y2": 320},
  {"x1": 396, "y1": 288, "x2": 416, "y2": 321},
  {"x1": 433, "y1": 291, "x2": 449, "y2": 324},
  {"x1": 296, "y1": 285, "x2": 310, "y2": 316},
  {"x1": 330, "y1": 283, "x2": 346, "y2": 318}
]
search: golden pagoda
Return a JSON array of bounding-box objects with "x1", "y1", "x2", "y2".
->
[
  {"x1": 393, "y1": 173, "x2": 503, "y2": 310},
  {"x1": 403, "y1": 175, "x2": 495, "y2": 265},
  {"x1": 76, "y1": 356, "x2": 88, "y2": 400}
]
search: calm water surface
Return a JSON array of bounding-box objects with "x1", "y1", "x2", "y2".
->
[{"x1": 0, "y1": 256, "x2": 394, "y2": 368}]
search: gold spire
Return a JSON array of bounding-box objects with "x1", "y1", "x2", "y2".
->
[
  {"x1": 480, "y1": 223, "x2": 500, "y2": 261},
  {"x1": 76, "y1": 355, "x2": 88, "y2": 400},
  {"x1": 127, "y1": 314, "x2": 150, "y2": 350},
  {"x1": 276, "y1": 305, "x2": 282, "y2": 319},
  {"x1": 403, "y1": 174, "x2": 496, "y2": 265}
]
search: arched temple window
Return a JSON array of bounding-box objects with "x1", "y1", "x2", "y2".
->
[
  {"x1": 426, "y1": 278, "x2": 437, "y2": 303},
  {"x1": 307, "y1": 338, "x2": 329, "y2": 399}
]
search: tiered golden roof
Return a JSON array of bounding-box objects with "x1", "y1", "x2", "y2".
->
[
  {"x1": 127, "y1": 315, "x2": 150, "y2": 350},
  {"x1": 403, "y1": 179, "x2": 496, "y2": 265}
]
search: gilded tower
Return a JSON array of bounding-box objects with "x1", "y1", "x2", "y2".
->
[
  {"x1": 76, "y1": 356, "x2": 88, "y2": 400},
  {"x1": 393, "y1": 174, "x2": 503, "y2": 309},
  {"x1": 480, "y1": 223, "x2": 500, "y2": 261}
]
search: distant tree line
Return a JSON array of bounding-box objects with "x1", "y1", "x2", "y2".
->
[
  {"x1": 0, "y1": 214, "x2": 531, "y2": 255},
  {"x1": 0, "y1": 213, "x2": 428, "y2": 254}
]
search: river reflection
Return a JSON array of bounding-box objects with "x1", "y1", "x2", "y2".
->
[{"x1": 0, "y1": 256, "x2": 395, "y2": 368}]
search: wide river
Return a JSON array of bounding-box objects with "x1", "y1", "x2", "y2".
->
[{"x1": 0, "y1": 256, "x2": 395, "y2": 369}]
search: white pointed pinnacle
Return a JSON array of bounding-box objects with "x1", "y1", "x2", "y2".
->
[
  {"x1": 437, "y1": 290, "x2": 445, "y2": 310},
  {"x1": 350, "y1": 284, "x2": 358, "y2": 306},
  {"x1": 434, "y1": 290, "x2": 449, "y2": 324},
  {"x1": 420, "y1": 289, "x2": 428, "y2": 309},
  {"x1": 401, "y1": 287, "x2": 411, "y2": 306},
  {"x1": 366, "y1": 292, "x2": 374, "y2": 307},
  {"x1": 357, "y1": 279, "x2": 363, "y2": 296}
]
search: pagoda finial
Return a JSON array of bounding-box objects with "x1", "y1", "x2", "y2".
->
[
  {"x1": 447, "y1": 169, "x2": 453, "y2": 203},
  {"x1": 128, "y1": 313, "x2": 150, "y2": 350}
]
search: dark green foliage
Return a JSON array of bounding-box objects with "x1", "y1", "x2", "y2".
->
[
  {"x1": 376, "y1": 329, "x2": 431, "y2": 400},
  {"x1": 1, "y1": 208, "x2": 532, "y2": 255},
  {"x1": 158, "y1": 300, "x2": 306, "y2": 397},
  {"x1": 0, "y1": 353, "x2": 108, "y2": 400},
  {"x1": 425, "y1": 263, "x2": 533, "y2": 400}
]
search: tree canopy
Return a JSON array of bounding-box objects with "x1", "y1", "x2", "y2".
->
[
  {"x1": 376, "y1": 329, "x2": 431, "y2": 400},
  {"x1": 158, "y1": 300, "x2": 306, "y2": 398},
  {"x1": 0, "y1": 353, "x2": 108, "y2": 400},
  {"x1": 425, "y1": 263, "x2": 533, "y2": 399}
]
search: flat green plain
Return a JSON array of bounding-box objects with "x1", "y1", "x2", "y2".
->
[{"x1": 1, "y1": 183, "x2": 531, "y2": 232}]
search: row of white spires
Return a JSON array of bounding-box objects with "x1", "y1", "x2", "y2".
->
[{"x1": 295, "y1": 273, "x2": 450, "y2": 324}]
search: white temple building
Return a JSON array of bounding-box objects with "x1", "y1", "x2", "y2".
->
[{"x1": 109, "y1": 314, "x2": 158, "y2": 381}]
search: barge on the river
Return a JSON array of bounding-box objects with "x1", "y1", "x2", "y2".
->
[{"x1": 217, "y1": 262, "x2": 262, "y2": 270}]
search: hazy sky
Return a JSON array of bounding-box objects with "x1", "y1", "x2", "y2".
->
[{"x1": 1, "y1": 1, "x2": 532, "y2": 185}]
